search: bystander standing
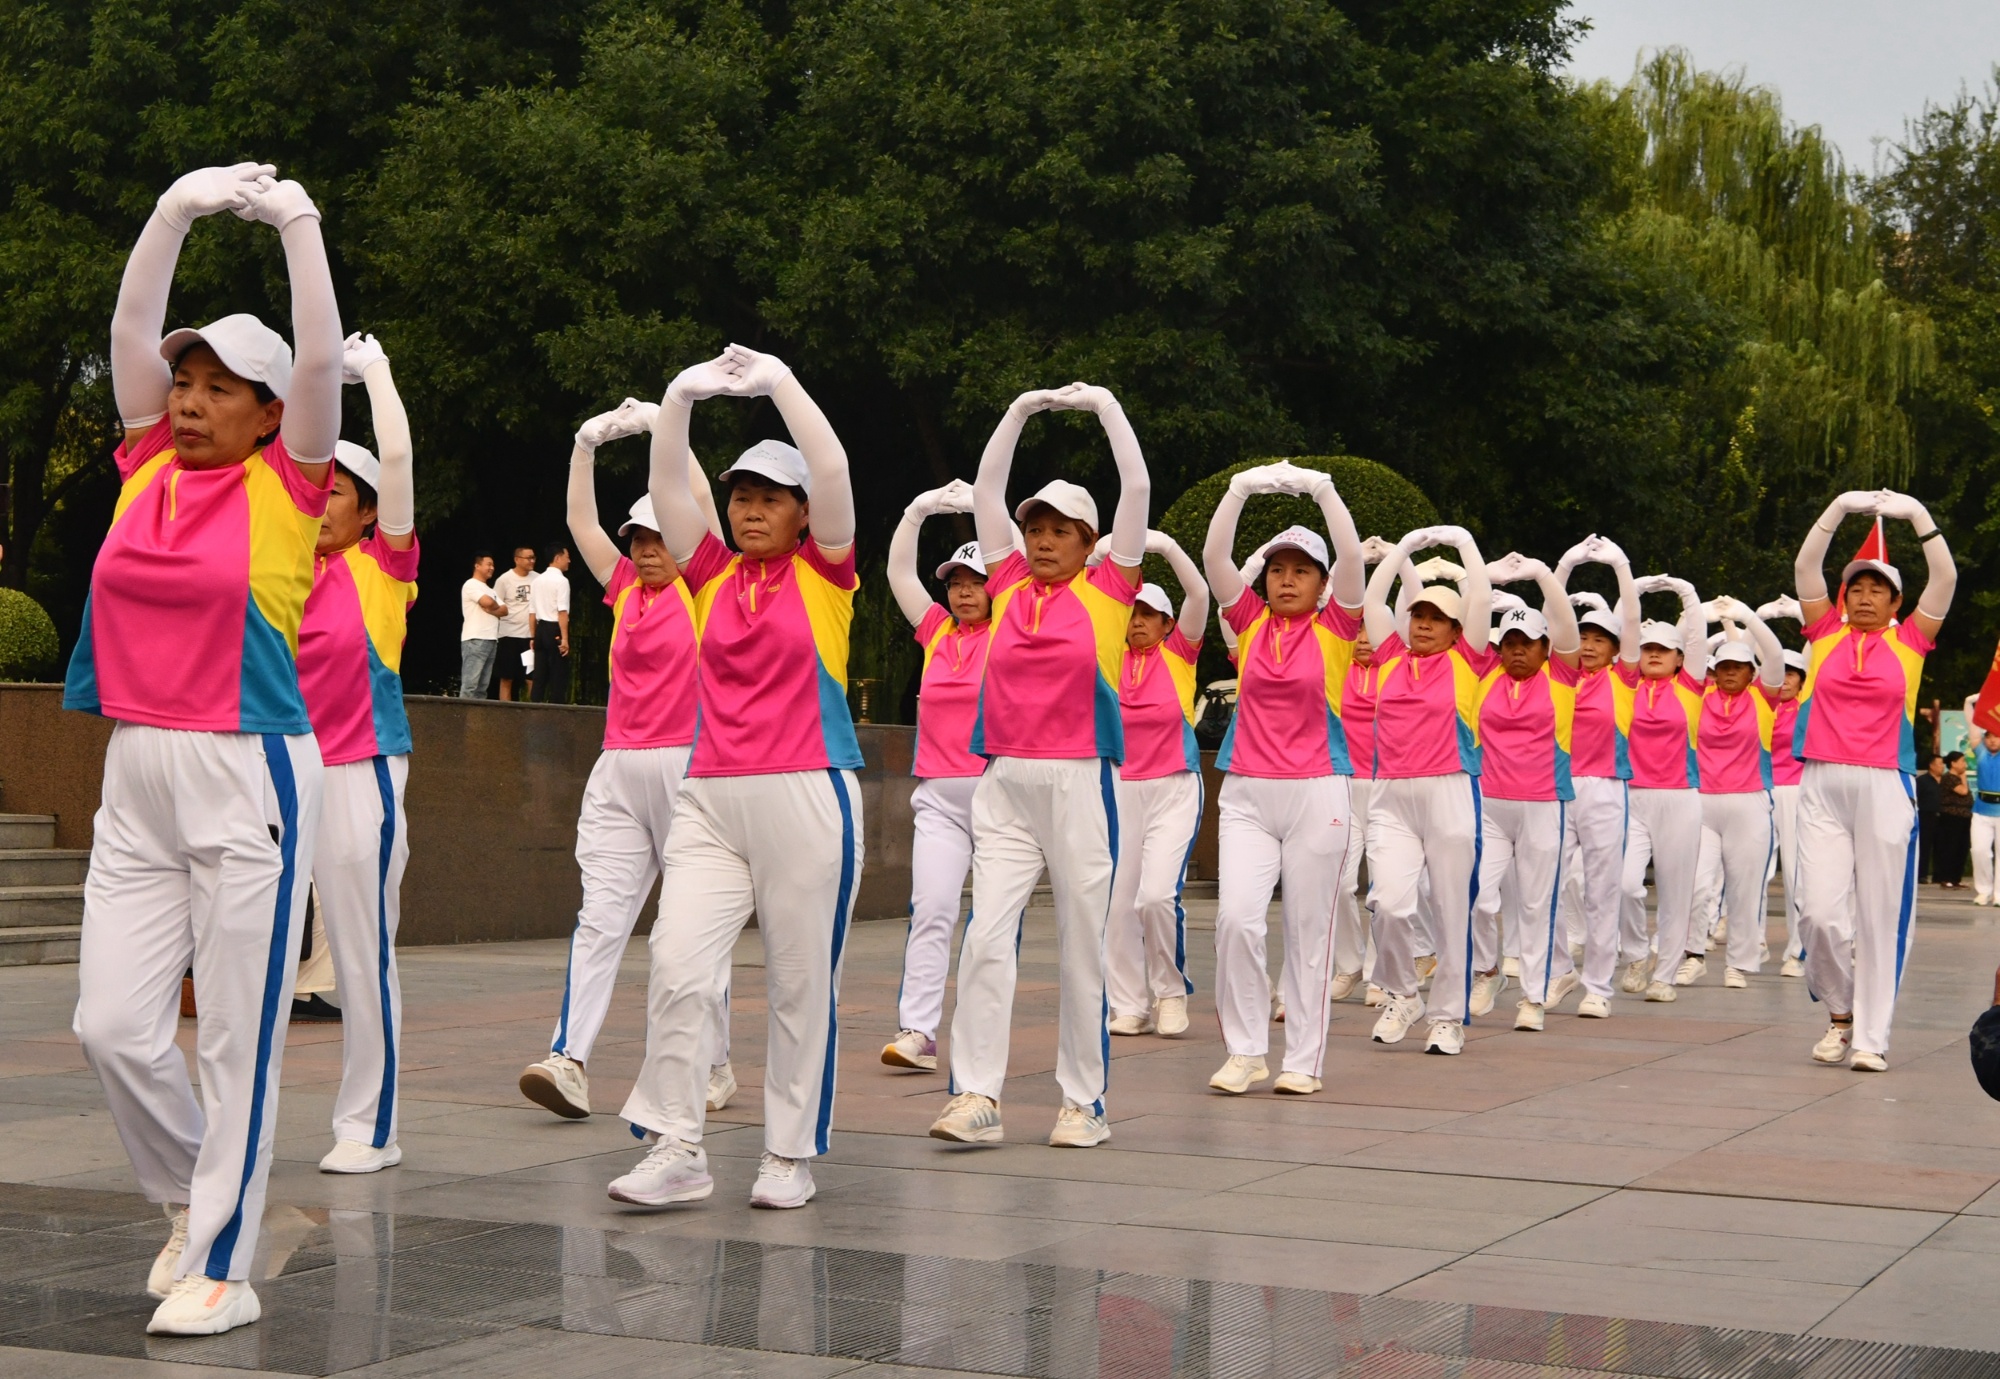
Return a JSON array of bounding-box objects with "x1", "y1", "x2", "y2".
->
[
  {"x1": 529, "y1": 545, "x2": 572, "y2": 703},
  {"x1": 493, "y1": 545, "x2": 537, "y2": 700},
  {"x1": 459, "y1": 553, "x2": 504, "y2": 697},
  {"x1": 1938, "y1": 751, "x2": 1975, "y2": 889}
]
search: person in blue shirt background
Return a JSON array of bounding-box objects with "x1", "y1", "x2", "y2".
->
[{"x1": 1970, "y1": 730, "x2": 2000, "y2": 905}]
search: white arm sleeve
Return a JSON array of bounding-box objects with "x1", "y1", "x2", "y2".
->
[
  {"x1": 1156, "y1": 535, "x2": 1210, "y2": 640},
  {"x1": 567, "y1": 447, "x2": 622, "y2": 586},
  {"x1": 1676, "y1": 581, "x2": 1709, "y2": 681},
  {"x1": 973, "y1": 406, "x2": 1031, "y2": 569},
  {"x1": 1455, "y1": 534, "x2": 1491, "y2": 654},
  {"x1": 771, "y1": 374, "x2": 854, "y2": 554},
  {"x1": 887, "y1": 514, "x2": 934, "y2": 627},
  {"x1": 1311, "y1": 481, "x2": 1366, "y2": 610},
  {"x1": 647, "y1": 396, "x2": 712, "y2": 564},
  {"x1": 361, "y1": 360, "x2": 413, "y2": 535},
  {"x1": 276, "y1": 217, "x2": 343, "y2": 464},
  {"x1": 1738, "y1": 606, "x2": 1784, "y2": 689},
  {"x1": 1796, "y1": 498, "x2": 1844, "y2": 605},
  {"x1": 1100, "y1": 402, "x2": 1151, "y2": 568},
  {"x1": 111, "y1": 213, "x2": 183, "y2": 429},
  {"x1": 1536, "y1": 566, "x2": 1579, "y2": 655},
  {"x1": 1202, "y1": 490, "x2": 1248, "y2": 609}
]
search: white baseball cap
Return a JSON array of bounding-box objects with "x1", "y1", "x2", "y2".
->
[
  {"x1": 159, "y1": 313, "x2": 293, "y2": 399},
  {"x1": 1639, "y1": 619, "x2": 1684, "y2": 651},
  {"x1": 1498, "y1": 607, "x2": 1548, "y2": 642},
  {"x1": 618, "y1": 494, "x2": 661, "y2": 536},
  {"x1": 1841, "y1": 557, "x2": 1903, "y2": 592},
  {"x1": 935, "y1": 541, "x2": 987, "y2": 580},
  {"x1": 1783, "y1": 649, "x2": 1809, "y2": 674},
  {"x1": 1580, "y1": 608, "x2": 1623, "y2": 641},
  {"x1": 1014, "y1": 479, "x2": 1099, "y2": 530},
  {"x1": 720, "y1": 439, "x2": 811, "y2": 494},
  {"x1": 1411, "y1": 584, "x2": 1465, "y2": 622},
  {"x1": 1135, "y1": 583, "x2": 1174, "y2": 617},
  {"x1": 1711, "y1": 641, "x2": 1755, "y2": 666},
  {"x1": 1263, "y1": 525, "x2": 1329, "y2": 570},
  {"x1": 332, "y1": 439, "x2": 379, "y2": 489}
]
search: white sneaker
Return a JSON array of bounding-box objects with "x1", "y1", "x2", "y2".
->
[
  {"x1": 1712, "y1": 917, "x2": 1729, "y2": 946},
  {"x1": 929, "y1": 1092, "x2": 1003, "y2": 1143},
  {"x1": 1673, "y1": 955, "x2": 1707, "y2": 986},
  {"x1": 706, "y1": 1062, "x2": 737, "y2": 1112},
  {"x1": 1424, "y1": 1020, "x2": 1465, "y2": 1055},
  {"x1": 1272, "y1": 993, "x2": 1287, "y2": 1022},
  {"x1": 1328, "y1": 970, "x2": 1363, "y2": 1002},
  {"x1": 881, "y1": 1029, "x2": 937, "y2": 1070},
  {"x1": 1577, "y1": 994, "x2": 1611, "y2": 1019},
  {"x1": 1514, "y1": 1001, "x2": 1544, "y2": 1032},
  {"x1": 1978, "y1": 895, "x2": 1994, "y2": 908},
  {"x1": 1108, "y1": 1012, "x2": 1155, "y2": 1036},
  {"x1": 147, "y1": 1277, "x2": 260, "y2": 1335},
  {"x1": 1643, "y1": 980, "x2": 1677, "y2": 1002},
  {"x1": 1154, "y1": 995, "x2": 1190, "y2": 1036},
  {"x1": 147, "y1": 1206, "x2": 189, "y2": 1299},
  {"x1": 1723, "y1": 967, "x2": 1748, "y2": 989},
  {"x1": 1372, "y1": 994, "x2": 1426, "y2": 1044},
  {"x1": 1468, "y1": 971, "x2": 1503, "y2": 1018},
  {"x1": 1502, "y1": 956, "x2": 1521, "y2": 979},
  {"x1": 750, "y1": 1153, "x2": 816, "y2": 1207},
  {"x1": 1812, "y1": 1023, "x2": 1854, "y2": 1064},
  {"x1": 1781, "y1": 955, "x2": 1804, "y2": 978},
  {"x1": 607, "y1": 1136, "x2": 714, "y2": 1206},
  {"x1": 1569, "y1": 942, "x2": 1586, "y2": 968},
  {"x1": 1049, "y1": 1101, "x2": 1111, "y2": 1147},
  {"x1": 520, "y1": 1054, "x2": 590, "y2": 1119},
  {"x1": 1363, "y1": 984, "x2": 1386, "y2": 1006},
  {"x1": 1272, "y1": 1070, "x2": 1322, "y2": 1094},
  {"x1": 1209, "y1": 1054, "x2": 1268, "y2": 1094},
  {"x1": 1415, "y1": 954, "x2": 1438, "y2": 989},
  {"x1": 1618, "y1": 956, "x2": 1654, "y2": 993},
  {"x1": 318, "y1": 1140, "x2": 402, "y2": 1174},
  {"x1": 1545, "y1": 970, "x2": 1581, "y2": 1009},
  {"x1": 1850, "y1": 1050, "x2": 1888, "y2": 1072}
]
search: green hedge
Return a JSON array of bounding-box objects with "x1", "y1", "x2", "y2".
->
[{"x1": 0, "y1": 588, "x2": 58, "y2": 681}]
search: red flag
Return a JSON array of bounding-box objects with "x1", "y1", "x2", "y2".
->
[
  {"x1": 1975, "y1": 643, "x2": 2000, "y2": 738},
  {"x1": 1852, "y1": 515, "x2": 1887, "y2": 568}
]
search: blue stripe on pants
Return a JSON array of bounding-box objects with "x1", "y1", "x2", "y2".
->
[
  {"x1": 1172, "y1": 774, "x2": 1204, "y2": 995},
  {"x1": 1895, "y1": 772, "x2": 1918, "y2": 987},
  {"x1": 1463, "y1": 776, "x2": 1484, "y2": 1024},
  {"x1": 814, "y1": 770, "x2": 857, "y2": 1156},
  {"x1": 1095, "y1": 759, "x2": 1119, "y2": 1116},
  {"x1": 370, "y1": 756, "x2": 400, "y2": 1149},
  {"x1": 208, "y1": 735, "x2": 300, "y2": 1279},
  {"x1": 1543, "y1": 800, "x2": 1565, "y2": 996}
]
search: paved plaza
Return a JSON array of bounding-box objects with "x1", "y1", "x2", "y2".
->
[{"x1": 3, "y1": 890, "x2": 2000, "y2": 1376}]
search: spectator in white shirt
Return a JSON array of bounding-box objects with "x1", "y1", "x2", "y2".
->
[
  {"x1": 458, "y1": 554, "x2": 505, "y2": 697},
  {"x1": 492, "y1": 545, "x2": 537, "y2": 701},
  {"x1": 529, "y1": 545, "x2": 572, "y2": 703}
]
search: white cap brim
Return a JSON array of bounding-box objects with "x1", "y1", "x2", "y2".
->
[
  {"x1": 1639, "y1": 620, "x2": 1683, "y2": 651},
  {"x1": 1410, "y1": 585, "x2": 1464, "y2": 622},
  {"x1": 1498, "y1": 609, "x2": 1549, "y2": 641},
  {"x1": 618, "y1": 493, "x2": 662, "y2": 537},
  {"x1": 1841, "y1": 558, "x2": 1903, "y2": 593},
  {"x1": 159, "y1": 313, "x2": 293, "y2": 400},
  {"x1": 1014, "y1": 480, "x2": 1099, "y2": 530},
  {"x1": 1782, "y1": 649, "x2": 1808, "y2": 673},
  {"x1": 935, "y1": 541, "x2": 989, "y2": 580},
  {"x1": 332, "y1": 440, "x2": 380, "y2": 489},
  {"x1": 1711, "y1": 642, "x2": 1755, "y2": 666},
  {"x1": 719, "y1": 439, "x2": 811, "y2": 495},
  {"x1": 1579, "y1": 609, "x2": 1623, "y2": 641},
  {"x1": 1135, "y1": 583, "x2": 1174, "y2": 617}
]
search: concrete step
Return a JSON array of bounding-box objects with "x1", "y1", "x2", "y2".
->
[
  {"x1": 0, "y1": 924, "x2": 80, "y2": 966},
  {"x1": 0, "y1": 850, "x2": 88, "y2": 888},
  {"x1": 0, "y1": 815, "x2": 57, "y2": 849},
  {"x1": 0, "y1": 886, "x2": 83, "y2": 929}
]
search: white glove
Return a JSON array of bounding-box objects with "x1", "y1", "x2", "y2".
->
[
  {"x1": 1043, "y1": 382, "x2": 1118, "y2": 414},
  {"x1": 1360, "y1": 535, "x2": 1396, "y2": 563},
  {"x1": 1010, "y1": 386, "x2": 1078, "y2": 415},
  {"x1": 1710, "y1": 595, "x2": 1749, "y2": 622},
  {"x1": 1757, "y1": 595, "x2": 1803, "y2": 622},
  {"x1": 1583, "y1": 534, "x2": 1629, "y2": 566},
  {"x1": 1632, "y1": 574, "x2": 1670, "y2": 596},
  {"x1": 721, "y1": 343, "x2": 792, "y2": 397},
  {"x1": 1228, "y1": 465, "x2": 1292, "y2": 499},
  {"x1": 1833, "y1": 489, "x2": 1882, "y2": 517},
  {"x1": 1490, "y1": 590, "x2": 1528, "y2": 613},
  {"x1": 575, "y1": 397, "x2": 659, "y2": 451},
  {"x1": 666, "y1": 353, "x2": 751, "y2": 405},
  {"x1": 1877, "y1": 491, "x2": 1927, "y2": 524},
  {"x1": 1411, "y1": 554, "x2": 1466, "y2": 583},
  {"x1": 1259, "y1": 461, "x2": 1318, "y2": 495},
  {"x1": 1240, "y1": 538, "x2": 1275, "y2": 588},
  {"x1": 156, "y1": 163, "x2": 274, "y2": 234},
  {"x1": 1144, "y1": 529, "x2": 1181, "y2": 557},
  {"x1": 936, "y1": 478, "x2": 976, "y2": 514},
  {"x1": 1570, "y1": 591, "x2": 1609, "y2": 612},
  {"x1": 240, "y1": 177, "x2": 321, "y2": 231},
  {"x1": 340, "y1": 332, "x2": 388, "y2": 386}
]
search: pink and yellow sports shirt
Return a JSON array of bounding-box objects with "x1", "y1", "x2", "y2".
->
[
  {"x1": 1119, "y1": 627, "x2": 1203, "y2": 781},
  {"x1": 683, "y1": 533, "x2": 861, "y2": 777},
  {"x1": 1342, "y1": 659, "x2": 1380, "y2": 781},
  {"x1": 1569, "y1": 667, "x2": 1634, "y2": 780},
  {"x1": 65, "y1": 418, "x2": 330, "y2": 734},
  {"x1": 1475, "y1": 658, "x2": 1580, "y2": 802},
  {"x1": 1697, "y1": 682, "x2": 1778, "y2": 794},
  {"x1": 1794, "y1": 607, "x2": 1934, "y2": 773},
  {"x1": 1369, "y1": 632, "x2": 1486, "y2": 779},
  {"x1": 1216, "y1": 592, "x2": 1359, "y2": 778},
  {"x1": 604, "y1": 558, "x2": 698, "y2": 750},
  {"x1": 973, "y1": 550, "x2": 1136, "y2": 762},
  {"x1": 1614, "y1": 662, "x2": 1702, "y2": 790},
  {"x1": 1770, "y1": 698, "x2": 1804, "y2": 786},
  {"x1": 913, "y1": 605, "x2": 991, "y2": 779},
  {"x1": 297, "y1": 534, "x2": 420, "y2": 766}
]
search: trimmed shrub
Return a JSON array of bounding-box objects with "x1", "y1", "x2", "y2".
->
[{"x1": 0, "y1": 588, "x2": 60, "y2": 681}]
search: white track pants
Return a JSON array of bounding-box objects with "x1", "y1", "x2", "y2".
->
[
  {"x1": 897, "y1": 775, "x2": 979, "y2": 1038},
  {"x1": 1371, "y1": 774, "x2": 1480, "y2": 1025},
  {"x1": 1620, "y1": 788, "x2": 1702, "y2": 968},
  {"x1": 1973, "y1": 814, "x2": 2000, "y2": 903},
  {"x1": 1335, "y1": 779, "x2": 1375, "y2": 977},
  {"x1": 619, "y1": 770, "x2": 861, "y2": 1158},
  {"x1": 1690, "y1": 826, "x2": 1723, "y2": 945},
  {"x1": 1565, "y1": 777, "x2": 1627, "y2": 999},
  {"x1": 553, "y1": 746, "x2": 727, "y2": 1070},
  {"x1": 950, "y1": 756, "x2": 1117, "y2": 1111},
  {"x1": 74, "y1": 724, "x2": 323, "y2": 1283},
  {"x1": 1702, "y1": 791, "x2": 1776, "y2": 973},
  {"x1": 1797, "y1": 762, "x2": 1918, "y2": 1059},
  {"x1": 1772, "y1": 784, "x2": 1801, "y2": 958},
  {"x1": 1474, "y1": 799, "x2": 1571, "y2": 1003},
  {"x1": 1107, "y1": 772, "x2": 1203, "y2": 1018},
  {"x1": 1213, "y1": 774, "x2": 1352, "y2": 1075},
  {"x1": 314, "y1": 755, "x2": 408, "y2": 1148}
]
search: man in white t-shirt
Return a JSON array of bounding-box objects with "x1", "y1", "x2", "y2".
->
[
  {"x1": 492, "y1": 546, "x2": 537, "y2": 701},
  {"x1": 459, "y1": 554, "x2": 504, "y2": 698},
  {"x1": 529, "y1": 546, "x2": 572, "y2": 703}
]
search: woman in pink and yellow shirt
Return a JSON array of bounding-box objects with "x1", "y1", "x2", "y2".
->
[
  {"x1": 1362, "y1": 524, "x2": 1492, "y2": 1056},
  {"x1": 64, "y1": 164, "x2": 341, "y2": 1336},
  {"x1": 294, "y1": 333, "x2": 418, "y2": 1178},
  {"x1": 1104, "y1": 531, "x2": 1210, "y2": 1041},
  {"x1": 1792, "y1": 490, "x2": 1955, "y2": 1071},
  {"x1": 882, "y1": 481, "x2": 995, "y2": 1072}
]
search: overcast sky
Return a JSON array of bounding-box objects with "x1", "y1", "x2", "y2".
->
[{"x1": 1564, "y1": 1, "x2": 2000, "y2": 172}]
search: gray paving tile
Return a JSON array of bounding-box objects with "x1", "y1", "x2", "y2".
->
[
  {"x1": 1000, "y1": 1223, "x2": 1457, "y2": 1293},
  {"x1": 1544, "y1": 1188, "x2": 1949, "y2": 1247},
  {"x1": 1127, "y1": 1188, "x2": 1551, "y2": 1253},
  {"x1": 1228, "y1": 1165, "x2": 1607, "y2": 1218},
  {"x1": 1482, "y1": 1216, "x2": 1909, "y2": 1285},
  {"x1": 1813, "y1": 1244, "x2": 2000, "y2": 1352}
]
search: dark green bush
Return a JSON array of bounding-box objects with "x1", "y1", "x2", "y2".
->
[{"x1": 0, "y1": 588, "x2": 59, "y2": 681}]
